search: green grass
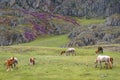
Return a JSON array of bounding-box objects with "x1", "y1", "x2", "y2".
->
[
  {"x1": 19, "y1": 34, "x2": 70, "y2": 47},
  {"x1": 0, "y1": 46, "x2": 120, "y2": 80},
  {"x1": 76, "y1": 18, "x2": 105, "y2": 25}
]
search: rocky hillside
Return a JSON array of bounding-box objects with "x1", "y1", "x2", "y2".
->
[
  {"x1": 0, "y1": 9, "x2": 79, "y2": 46},
  {"x1": 67, "y1": 14, "x2": 120, "y2": 47},
  {"x1": 0, "y1": 0, "x2": 120, "y2": 46},
  {"x1": 0, "y1": 0, "x2": 120, "y2": 18}
]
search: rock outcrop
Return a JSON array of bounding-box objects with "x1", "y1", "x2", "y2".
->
[
  {"x1": 0, "y1": 0, "x2": 120, "y2": 18},
  {"x1": 67, "y1": 23, "x2": 120, "y2": 47}
]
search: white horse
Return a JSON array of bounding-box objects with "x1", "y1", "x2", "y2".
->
[
  {"x1": 61, "y1": 48, "x2": 76, "y2": 56},
  {"x1": 95, "y1": 55, "x2": 113, "y2": 69}
]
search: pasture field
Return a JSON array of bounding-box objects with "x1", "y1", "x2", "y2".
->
[{"x1": 0, "y1": 46, "x2": 120, "y2": 80}]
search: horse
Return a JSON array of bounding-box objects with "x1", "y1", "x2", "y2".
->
[
  {"x1": 5, "y1": 57, "x2": 18, "y2": 71},
  {"x1": 95, "y1": 47, "x2": 103, "y2": 54},
  {"x1": 95, "y1": 55, "x2": 113, "y2": 69},
  {"x1": 10, "y1": 57, "x2": 18, "y2": 68},
  {"x1": 29, "y1": 57, "x2": 35, "y2": 65},
  {"x1": 60, "y1": 48, "x2": 76, "y2": 56}
]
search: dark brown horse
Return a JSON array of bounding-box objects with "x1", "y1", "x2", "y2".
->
[
  {"x1": 95, "y1": 47, "x2": 103, "y2": 54},
  {"x1": 60, "y1": 51, "x2": 66, "y2": 55}
]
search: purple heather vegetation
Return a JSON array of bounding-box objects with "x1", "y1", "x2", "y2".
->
[
  {"x1": 24, "y1": 31, "x2": 35, "y2": 41},
  {"x1": 20, "y1": 9, "x2": 80, "y2": 42},
  {"x1": 20, "y1": 9, "x2": 79, "y2": 26},
  {"x1": 33, "y1": 23, "x2": 47, "y2": 34},
  {"x1": 30, "y1": 12, "x2": 48, "y2": 20}
]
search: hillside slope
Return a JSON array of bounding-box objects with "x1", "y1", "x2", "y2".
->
[
  {"x1": 0, "y1": 0, "x2": 120, "y2": 46},
  {"x1": 0, "y1": 9, "x2": 79, "y2": 46}
]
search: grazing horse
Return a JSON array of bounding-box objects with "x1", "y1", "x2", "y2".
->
[
  {"x1": 10, "y1": 57, "x2": 18, "y2": 68},
  {"x1": 60, "y1": 51, "x2": 66, "y2": 55},
  {"x1": 60, "y1": 48, "x2": 76, "y2": 56},
  {"x1": 29, "y1": 57, "x2": 35, "y2": 65},
  {"x1": 95, "y1": 47, "x2": 103, "y2": 54},
  {"x1": 95, "y1": 55, "x2": 113, "y2": 69},
  {"x1": 5, "y1": 57, "x2": 18, "y2": 71}
]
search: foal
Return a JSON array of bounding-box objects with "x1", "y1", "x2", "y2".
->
[
  {"x1": 29, "y1": 57, "x2": 35, "y2": 65},
  {"x1": 95, "y1": 55, "x2": 113, "y2": 69}
]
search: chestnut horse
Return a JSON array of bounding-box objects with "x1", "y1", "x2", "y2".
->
[
  {"x1": 95, "y1": 55, "x2": 113, "y2": 69},
  {"x1": 5, "y1": 57, "x2": 18, "y2": 71},
  {"x1": 60, "y1": 48, "x2": 76, "y2": 56}
]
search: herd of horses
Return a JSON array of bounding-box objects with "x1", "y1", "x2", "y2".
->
[
  {"x1": 5, "y1": 47, "x2": 113, "y2": 71},
  {"x1": 5, "y1": 57, "x2": 35, "y2": 71}
]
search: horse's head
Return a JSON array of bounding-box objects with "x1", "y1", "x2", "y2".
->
[
  {"x1": 95, "y1": 50, "x2": 99, "y2": 54},
  {"x1": 98, "y1": 47, "x2": 103, "y2": 53},
  {"x1": 60, "y1": 51, "x2": 66, "y2": 55},
  {"x1": 110, "y1": 57, "x2": 113, "y2": 64},
  {"x1": 95, "y1": 47, "x2": 103, "y2": 54}
]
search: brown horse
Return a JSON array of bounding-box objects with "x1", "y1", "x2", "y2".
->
[
  {"x1": 95, "y1": 47, "x2": 103, "y2": 54},
  {"x1": 29, "y1": 57, "x2": 35, "y2": 65},
  {"x1": 60, "y1": 51, "x2": 66, "y2": 55},
  {"x1": 5, "y1": 57, "x2": 18, "y2": 71}
]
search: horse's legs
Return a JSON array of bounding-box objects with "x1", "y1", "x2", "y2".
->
[
  {"x1": 6, "y1": 65, "x2": 10, "y2": 71},
  {"x1": 108, "y1": 61, "x2": 112, "y2": 69},
  {"x1": 71, "y1": 52, "x2": 74, "y2": 56},
  {"x1": 95, "y1": 63, "x2": 97, "y2": 68},
  {"x1": 66, "y1": 52, "x2": 68, "y2": 56},
  {"x1": 68, "y1": 52, "x2": 70, "y2": 56},
  {"x1": 74, "y1": 51, "x2": 76, "y2": 56},
  {"x1": 99, "y1": 61, "x2": 102, "y2": 69},
  {"x1": 95, "y1": 60, "x2": 98, "y2": 68},
  {"x1": 105, "y1": 62, "x2": 109, "y2": 69}
]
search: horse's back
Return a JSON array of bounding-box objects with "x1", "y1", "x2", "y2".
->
[
  {"x1": 97, "y1": 55, "x2": 110, "y2": 62},
  {"x1": 67, "y1": 48, "x2": 75, "y2": 52}
]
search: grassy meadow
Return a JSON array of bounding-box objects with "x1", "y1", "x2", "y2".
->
[
  {"x1": 0, "y1": 19, "x2": 120, "y2": 80},
  {"x1": 0, "y1": 36, "x2": 120, "y2": 80}
]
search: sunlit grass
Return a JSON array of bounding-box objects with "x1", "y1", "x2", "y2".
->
[
  {"x1": 19, "y1": 34, "x2": 70, "y2": 47},
  {"x1": 76, "y1": 18, "x2": 105, "y2": 25}
]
